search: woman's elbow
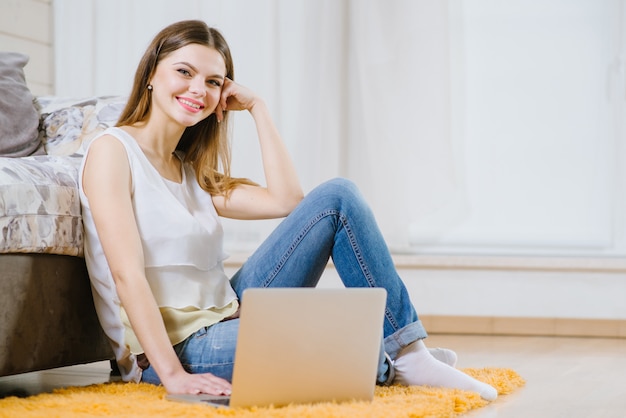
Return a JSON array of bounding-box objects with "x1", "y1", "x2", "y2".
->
[{"x1": 280, "y1": 191, "x2": 304, "y2": 216}]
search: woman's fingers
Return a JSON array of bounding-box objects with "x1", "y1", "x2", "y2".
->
[
  {"x1": 165, "y1": 371, "x2": 232, "y2": 396},
  {"x1": 220, "y1": 78, "x2": 256, "y2": 112},
  {"x1": 220, "y1": 78, "x2": 234, "y2": 111},
  {"x1": 199, "y1": 374, "x2": 232, "y2": 396}
]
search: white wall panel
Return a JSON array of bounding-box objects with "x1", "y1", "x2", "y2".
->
[
  {"x1": 407, "y1": 0, "x2": 626, "y2": 258},
  {"x1": 0, "y1": 0, "x2": 53, "y2": 95}
]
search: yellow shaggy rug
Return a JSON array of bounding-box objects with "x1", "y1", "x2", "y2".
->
[{"x1": 0, "y1": 368, "x2": 524, "y2": 418}]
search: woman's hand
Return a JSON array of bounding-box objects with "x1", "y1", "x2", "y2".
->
[
  {"x1": 211, "y1": 78, "x2": 303, "y2": 220},
  {"x1": 216, "y1": 78, "x2": 259, "y2": 121},
  {"x1": 163, "y1": 369, "x2": 232, "y2": 396}
]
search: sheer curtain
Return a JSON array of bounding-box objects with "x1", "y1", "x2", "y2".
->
[
  {"x1": 53, "y1": 0, "x2": 455, "y2": 252},
  {"x1": 346, "y1": 1, "x2": 464, "y2": 249},
  {"x1": 54, "y1": 1, "x2": 623, "y2": 257}
]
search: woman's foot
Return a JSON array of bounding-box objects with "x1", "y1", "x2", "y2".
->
[
  {"x1": 394, "y1": 340, "x2": 497, "y2": 401},
  {"x1": 428, "y1": 347, "x2": 458, "y2": 367}
]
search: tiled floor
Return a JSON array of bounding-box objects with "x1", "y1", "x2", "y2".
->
[
  {"x1": 0, "y1": 361, "x2": 111, "y2": 399},
  {"x1": 427, "y1": 334, "x2": 626, "y2": 418},
  {"x1": 1, "y1": 334, "x2": 625, "y2": 417}
]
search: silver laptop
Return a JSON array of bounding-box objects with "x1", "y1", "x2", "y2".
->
[{"x1": 167, "y1": 287, "x2": 386, "y2": 408}]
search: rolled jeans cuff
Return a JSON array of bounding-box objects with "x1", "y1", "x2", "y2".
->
[
  {"x1": 379, "y1": 351, "x2": 396, "y2": 386},
  {"x1": 383, "y1": 319, "x2": 428, "y2": 360}
]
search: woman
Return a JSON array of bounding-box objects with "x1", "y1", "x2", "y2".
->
[{"x1": 79, "y1": 20, "x2": 497, "y2": 401}]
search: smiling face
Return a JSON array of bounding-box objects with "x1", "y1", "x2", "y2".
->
[{"x1": 148, "y1": 43, "x2": 226, "y2": 128}]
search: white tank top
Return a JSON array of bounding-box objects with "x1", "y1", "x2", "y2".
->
[{"x1": 79, "y1": 127, "x2": 237, "y2": 382}]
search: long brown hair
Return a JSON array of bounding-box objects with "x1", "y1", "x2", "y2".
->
[{"x1": 116, "y1": 20, "x2": 255, "y2": 195}]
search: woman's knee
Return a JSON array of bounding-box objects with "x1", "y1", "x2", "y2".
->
[
  {"x1": 310, "y1": 177, "x2": 363, "y2": 209},
  {"x1": 318, "y1": 177, "x2": 358, "y2": 194}
]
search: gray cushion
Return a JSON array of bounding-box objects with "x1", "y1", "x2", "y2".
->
[
  {"x1": 0, "y1": 96, "x2": 126, "y2": 255},
  {"x1": 0, "y1": 52, "x2": 43, "y2": 157},
  {"x1": 0, "y1": 155, "x2": 83, "y2": 255}
]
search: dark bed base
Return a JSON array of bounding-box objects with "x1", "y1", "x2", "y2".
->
[{"x1": 0, "y1": 253, "x2": 113, "y2": 376}]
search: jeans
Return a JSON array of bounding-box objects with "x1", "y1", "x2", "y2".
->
[{"x1": 141, "y1": 178, "x2": 428, "y2": 385}]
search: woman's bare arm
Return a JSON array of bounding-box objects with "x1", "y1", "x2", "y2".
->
[
  {"x1": 82, "y1": 135, "x2": 231, "y2": 395},
  {"x1": 212, "y1": 80, "x2": 304, "y2": 219}
]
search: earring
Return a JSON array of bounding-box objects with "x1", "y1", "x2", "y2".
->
[{"x1": 147, "y1": 84, "x2": 153, "y2": 91}]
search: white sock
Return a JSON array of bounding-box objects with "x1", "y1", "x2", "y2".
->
[
  {"x1": 394, "y1": 340, "x2": 498, "y2": 401},
  {"x1": 428, "y1": 347, "x2": 458, "y2": 367}
]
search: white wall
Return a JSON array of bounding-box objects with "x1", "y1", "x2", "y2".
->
[
  {"x1": 415, "y1": 0, "x2": 626, "y2": 259},
  {"x1": 0, "y1": 0, "x2": 53, "y2": 95}
]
